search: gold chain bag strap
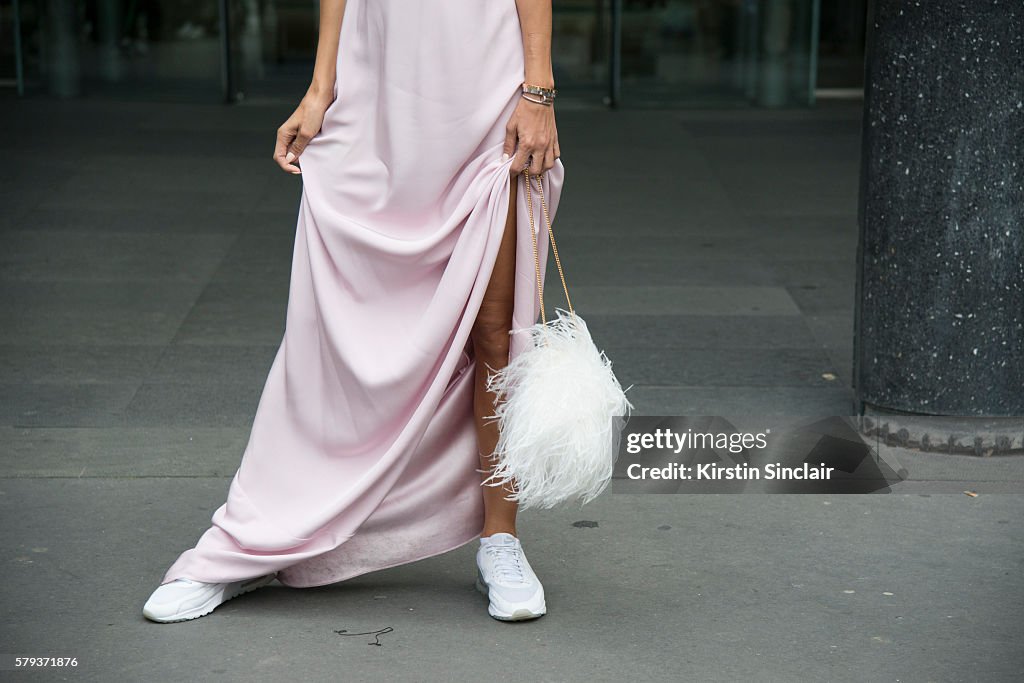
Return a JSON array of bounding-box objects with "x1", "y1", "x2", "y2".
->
[
  {"x1": 482, "y1": 169, "x2": 634, "y2": 510},
  {"x1": 524, "y1": 168, "x2": 573, "y2": 325}
]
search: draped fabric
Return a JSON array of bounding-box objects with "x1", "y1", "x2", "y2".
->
[{"x1": 160, "y1": 0, "x2": 564, "y2": 588}]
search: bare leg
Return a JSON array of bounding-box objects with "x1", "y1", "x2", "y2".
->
[{"x1": 471, "y1": 173, "x2": 520, "y2": 538}]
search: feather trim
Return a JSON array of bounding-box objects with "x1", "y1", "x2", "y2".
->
[{"x1": 483, "y1": 308, "x2": 634, "y2": 510}]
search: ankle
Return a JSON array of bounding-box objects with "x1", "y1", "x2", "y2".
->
[{"x1": 481, "y1": 526, "x2": 518, "y2": 538}]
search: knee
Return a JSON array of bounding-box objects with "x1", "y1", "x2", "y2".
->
[{"x1": 471, "y1": 305, "x2": 512, "y2": 364}]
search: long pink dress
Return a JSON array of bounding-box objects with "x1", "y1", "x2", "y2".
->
[{"x1": 159, "y1": 0, "x2": 564, "y2": 588}]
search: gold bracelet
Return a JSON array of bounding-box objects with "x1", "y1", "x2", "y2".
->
[
  {"x1": 521, "y1": 92, "x2": 552, "y2": 106},
  {"x1": 522, "y1": 82, "x2": 556, "y2": 104}
]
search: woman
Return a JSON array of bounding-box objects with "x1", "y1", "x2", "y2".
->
[{"x1": 142, "y1": 0, "x2": 564, "y2": 623}]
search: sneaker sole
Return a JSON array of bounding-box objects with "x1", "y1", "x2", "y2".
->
[
  {"x1": 144, "y1": 573, "x2": 276, "y2": 623},
  {"x1": 475, "y1": 576, "x2": 546, "y2": 622}
]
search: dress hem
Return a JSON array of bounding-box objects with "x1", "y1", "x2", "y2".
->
[{"x1": 272, "y1": 527, "x2": 485, "y2": 589}]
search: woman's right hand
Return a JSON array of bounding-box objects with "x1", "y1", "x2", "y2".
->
[{"x1": 273, "y1": 88, "x2": 335, "y2": 174}]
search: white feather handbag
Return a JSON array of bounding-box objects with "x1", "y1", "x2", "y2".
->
[{"x1": 482, "y1": 168, "x2": 634, "y2": 510}]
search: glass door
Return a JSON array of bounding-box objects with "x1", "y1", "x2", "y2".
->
[
  {"x1": 12, "y1": 0, "x2": 227, "y2": 100},
  {"x1": 611, "y1": 0, "x2": 820, "y2": 108}
]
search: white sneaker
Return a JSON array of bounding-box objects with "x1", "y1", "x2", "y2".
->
[
  {"x1": 142, "y1": 573, "x2": 276, "y2": 623},
  {"x1": 475, "y1": 533, "x2": 546, "y2": 621}
]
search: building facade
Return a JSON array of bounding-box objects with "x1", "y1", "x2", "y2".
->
[{"x1": 2, "y1": 0, "x2": 865, "y2": 107}]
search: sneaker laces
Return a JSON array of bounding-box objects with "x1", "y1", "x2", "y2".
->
[{"x1": 486, "y1": 543, "x2": 527, "y2": 584}]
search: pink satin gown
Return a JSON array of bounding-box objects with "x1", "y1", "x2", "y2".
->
[{"x1": 159, "y1": 0, "x2": 565, "y2": 587}]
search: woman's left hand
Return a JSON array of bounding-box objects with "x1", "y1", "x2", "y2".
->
[{"x1": 503, "y1": 97, "x2": 560, "y2": 176}]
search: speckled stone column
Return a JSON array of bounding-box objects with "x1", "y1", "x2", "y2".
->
[{"x1": 854, "y1": 0, "x2": 1024, "y2": 418}]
